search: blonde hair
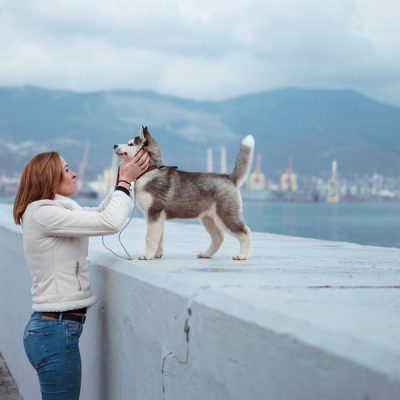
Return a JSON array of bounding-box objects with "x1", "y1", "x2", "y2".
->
[{"x1": 13, "y1": 151, "x2": 64, "y2": 225}]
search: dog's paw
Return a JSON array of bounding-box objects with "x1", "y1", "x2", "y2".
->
[
  {"x1": 138, "y1": 254, "x2": 154, "y2": 260},
  {"x1": 154, "y1": 252, "x2": 163, "y2": 259},
  {"x1": 197, "y1": 252, "x2": 212, "y2": 259},
  {"x1": 232, "y1": 255, "x2": 247, "y2": 261}
]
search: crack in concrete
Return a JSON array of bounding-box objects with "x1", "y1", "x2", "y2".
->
[
  {"x1": 161, "y1": 285, "x2": 210, "y2": 398},
  {"x1": 308, "y1": 285, "x2": 400, "y2": 289},
  {"x1": 160, "y1": 282, "x2": 399, "y2": 397},
  {"x1": 258, "y1": 285, "x2": 400, "y2": 289}
]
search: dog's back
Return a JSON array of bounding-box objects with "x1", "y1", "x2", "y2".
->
[{"x1": 140, "y1": 169, "x2": 239, "y2": 220}]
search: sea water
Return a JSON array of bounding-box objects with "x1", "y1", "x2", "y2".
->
[{"x1": 243, "y1": 201, "x2": 400, "y2": 248}]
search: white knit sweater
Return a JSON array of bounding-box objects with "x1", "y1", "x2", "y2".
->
[{"x1": 21, "y1": 191, "x2": 134, "y2": 312}]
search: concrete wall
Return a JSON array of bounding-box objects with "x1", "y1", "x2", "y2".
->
[{"x1": 0, "y1": 203, "x2": 399, "y2": 399}]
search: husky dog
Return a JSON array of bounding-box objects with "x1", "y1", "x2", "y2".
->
[{"x1": 114, "y1": 126, "x2": 254, "y2": 260}]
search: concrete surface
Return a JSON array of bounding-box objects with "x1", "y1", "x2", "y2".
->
[
  {"x1": 0, "y1": 354, "x2": 22, "y2": 400},
  {"x1": 0, "y1": 202, "x2": 399, "y2": 399}
]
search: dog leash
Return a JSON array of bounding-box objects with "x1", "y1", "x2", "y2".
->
[
  {"x1": 101, "y1": 166, "x2": 177, "y2": 260},
  {"x1": 101, "y1": 184, "x2": 137, "y2": 261}
]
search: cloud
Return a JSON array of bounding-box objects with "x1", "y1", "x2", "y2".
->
[
  {"x1": 0, "y1": 137, "x2": 79, "y2": 158},
  {"x1": 0, "y1": 0, "x2": 399, "y2": 105}
]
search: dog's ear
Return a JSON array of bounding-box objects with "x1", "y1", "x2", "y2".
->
[
  {"x1": 140, "y1": 125, "x2": 163, "y2": 167},
  {"x1": 140, "y1": 125, "x2": 152, "y2": 143},
  {"x1": 140, "y1": 126, "x2": 145, "y2": 141},
  {"x1": 142, "y1": 126, "x2": 152, "y2": 141}
]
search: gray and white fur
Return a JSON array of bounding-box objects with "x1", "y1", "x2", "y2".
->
[{"x1": 114, "y1": 126, "x2": 255, "y2": 260}]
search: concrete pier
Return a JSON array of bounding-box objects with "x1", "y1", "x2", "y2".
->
[
  {"x1": 0, "y1": 202, "x2": 399, "y2": 399},
  {"x1": 0, "y1": 353, "x2": 21, "y2": 400}
]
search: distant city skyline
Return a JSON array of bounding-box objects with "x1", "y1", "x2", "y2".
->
[{"x1": 0, "y1": 0, "x2": 399, "y2": 106}]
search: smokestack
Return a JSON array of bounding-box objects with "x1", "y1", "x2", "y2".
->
[
  {"x1": 255, "y1": 154, "x2": 262, "y2": 173},
  {"x1": 331, "y1": 160, "x2": 338, "y2": 181},
  {"x1": 220, "y1": 146, "x2": 227, "y2": 174},
  {"x1": 207, "y1": 148, "x2": 213, "y2": 172}
]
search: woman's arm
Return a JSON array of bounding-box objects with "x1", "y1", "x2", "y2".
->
[
  {"x1": 82, "y1": 188, "x2": 115, "y2": 213},
  {"x1": 33, "y1": 191, "x2": 134, "y2": 237},
  {"x1": 81, "y1": 150, "x2": 147, "y2": 212}
]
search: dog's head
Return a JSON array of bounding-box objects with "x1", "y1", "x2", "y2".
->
[{"x1": 114, "y1": 126, "x2": 163, "y2": 166}]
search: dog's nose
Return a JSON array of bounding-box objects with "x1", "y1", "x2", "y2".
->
[{"x1": 113, "y1": 144, "x2": 118, "y2": 149}]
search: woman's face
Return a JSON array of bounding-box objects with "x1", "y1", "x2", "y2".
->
[{"x1": 56, "y1": 157, "x2": 77, "y2": 197}]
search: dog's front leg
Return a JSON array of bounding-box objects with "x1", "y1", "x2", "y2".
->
[
  {"x1": 155, "y1": 229, "x2": 163, "y2": 258},
  {"x1": 139, "y1": 212, "x2": 165, "y2": 260}
]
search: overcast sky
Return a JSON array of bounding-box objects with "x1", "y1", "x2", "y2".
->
[{"x1": 0, "y1": 0, "x2": 399, "y2": 105}]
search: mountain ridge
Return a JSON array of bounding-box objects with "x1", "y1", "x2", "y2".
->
[{"x1": 0, "y1": 85, "x2": 399, "y2": 179}]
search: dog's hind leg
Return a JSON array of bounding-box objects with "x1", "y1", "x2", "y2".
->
[
  {"x1": 139, "y1": 211, "x2": 166, "y2": 260},
  {"x1": 215, "y1": 210, "x2": 251, "y2": 260},
  {"x1": 230, "y1": 225, "x2": 251, "y2": 260},
  {"x1": 197, "y1": 215, "x2": 224, "y2": 258}
]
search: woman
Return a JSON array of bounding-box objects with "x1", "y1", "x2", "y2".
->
[{"x1": 13, "y1": 149, "x2": 150, "y2": 400}]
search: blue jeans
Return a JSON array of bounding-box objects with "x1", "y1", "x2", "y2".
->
[{"x1": 23, "y1": 312, "x2": 83, "y2": 400}]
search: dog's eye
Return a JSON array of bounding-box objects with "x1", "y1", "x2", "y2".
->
[{"x1": 128, "y1": 143, "x2": 134, "y2": 146}]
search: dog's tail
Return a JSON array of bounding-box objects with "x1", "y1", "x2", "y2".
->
[{"x1": 230, "y1": 134, "x2": 255, "y2": 187}]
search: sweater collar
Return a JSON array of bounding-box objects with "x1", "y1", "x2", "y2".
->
[{"x1": 54, "y1": 194, "x2": 81, "y2": 210}]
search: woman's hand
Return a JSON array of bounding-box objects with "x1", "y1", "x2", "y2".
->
[{"x1": 118, "y1": 150, "x2": 151, "y2": 186}]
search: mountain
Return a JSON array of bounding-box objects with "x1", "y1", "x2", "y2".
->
[{"x1": 0, "y1": 85, "x2": 399, "y2": 180}]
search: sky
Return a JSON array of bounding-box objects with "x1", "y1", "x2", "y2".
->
[{"x1": 0, "y1": 0, "x2": 399, "y2": 105}]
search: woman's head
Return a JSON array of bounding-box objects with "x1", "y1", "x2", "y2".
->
[{"x1": 13, "y1": 151, "x2": 77, "y2": 224}]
